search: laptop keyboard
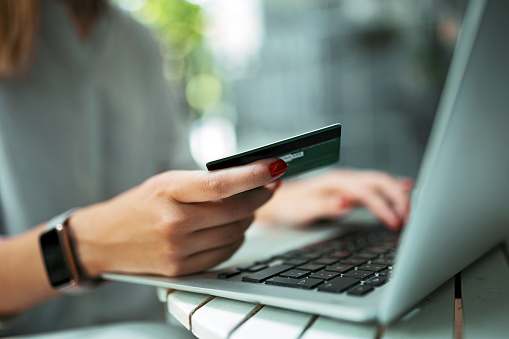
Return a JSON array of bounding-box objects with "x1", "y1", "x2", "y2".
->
[{"x1": 217, "y1": 228, "x2": 398, "y2": 297}]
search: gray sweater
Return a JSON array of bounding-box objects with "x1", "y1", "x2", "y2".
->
[{"x1": 0, "y1": 0, "x2": 193, "y2": 335}]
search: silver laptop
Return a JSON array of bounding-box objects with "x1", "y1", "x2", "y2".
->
[{"x1": 104, "y1": 0, "x2": 509, "y2": 324}]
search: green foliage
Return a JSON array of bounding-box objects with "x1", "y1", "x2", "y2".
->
[
  {"x1": 136, "y1": 0, "x2": 205, "y2": 60},
  {"x1": 111, "y1": 0, "x2": 223, "y2": 119}
]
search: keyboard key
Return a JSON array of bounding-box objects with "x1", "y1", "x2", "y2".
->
[
  {"x1": 254, "y1": 258, "x2": 273, "y2": 265},
  {"x1": 314, "y1": 258, "x2": 338, "y2": 265},
  {"x1": 283, "y1": 259, "x2": 309, "y2": 267},
  {"x1": 367, "y1": 246, "x2": 390, "y2": 254},
  {"x1": 301, "y1": 252, "x2": 323, "y2": 260},
  {"x1": 237, "y1": 264, "x2": 268, "y2": 272},
  {"x1": 217, "y1": 270, "x2": 241, "y2": 279},
  {"x1": 342, "y1": 270, "x2": 373, "y2": 280},
  {"x1": 372, "y1": 258, "x2": 393, "y2": 265},
  {"x1": 317, "y1": 277, "x2": 359, "y2": 293},
  {"x1": 365, "y1": 277, "x2": 387, "y2": 287},
  {"x1": 245, "y1": 264, "x2": 269, "y2": 272},
  {"x1": 242, "y1": 265, "x2": 293, "y2": 283},
  {"x1": 348, "y1": 285, "x2": 375, "y2": 296},
  {"x1": 340, "y1": 258, "x2": 367, "y2": 266},
  {"x1": 357, "y1": 264, "x2": 387, "y2": 272},
  {"x1": 329, "y1": 251, "x2": 351, "y2": 259},
  {"x1": 273, "y1": 253, "x2": 299, "y2": 260},
  {"x1": 236, "y1": 264, "x2": 254, "y2": 271},
  {"x1": 315, "y1": 245, "x2": 336, "y2": 253},
  {"x1": 280, "y1": 269, "x2": 309, "y2": 279},
  {"x1": 309, "y1": 270, "x2": 340, "y2": 280},
  {"x1": 265, "y1": 277, "x2": 323, "y2": 290},
  {"x1": 297, "y1": 264, "x2": 325, "y2": 272},
  {"x1": 345, "y1": 244, "x2": 361, "y2": 252},
  {"x1": 325, "y1": 264, "x2": 353, "y2": 273},
  {"x1": 354, "y1": 252, "x2": 379, "y2": 260}
]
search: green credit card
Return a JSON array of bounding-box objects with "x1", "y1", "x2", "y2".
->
[{"x1": 206, "y1": 124, "x2": 341, "y2": 179}]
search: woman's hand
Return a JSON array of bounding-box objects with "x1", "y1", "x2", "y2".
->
[
  {"x1": 69, "y1": 158, "x2": 287, "y2": 279},
  {"x1": 256, "y1": 170, "x2": 412, "y2": 231}
]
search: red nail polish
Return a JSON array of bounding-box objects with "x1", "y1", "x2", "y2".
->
[
  {"x1": 340, "y1": 196, "x2": 352, "y2": 207},
  {"x1": 401, "y1": 178, "x2": 414, "y2": 190},
  {"x1": 388, "y1": 215, "x2": 400, "y2": 228},
  {"x1": 269, "y1": 159, "x2": 287, "y2": 178}
]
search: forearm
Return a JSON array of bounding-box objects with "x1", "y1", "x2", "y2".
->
[{"x1": 0, "y1": 224, "x2": 60, "y2": 316}]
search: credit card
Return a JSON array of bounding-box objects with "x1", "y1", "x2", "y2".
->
[{"x1": 206, "y1": 124, "x2": 341, "y2": 179}]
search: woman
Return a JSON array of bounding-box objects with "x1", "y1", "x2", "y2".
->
[{"x1": 0, "y1": 0, "x2": 410, "y2": 335}]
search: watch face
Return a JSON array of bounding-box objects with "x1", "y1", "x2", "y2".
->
[{"x1": 40, "y1": 228, "x2": 72, "y2": 287}]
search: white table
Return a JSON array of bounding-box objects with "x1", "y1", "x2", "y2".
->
[{"x1": 156, "y1": 220, "x2": 509, "y2": 339}]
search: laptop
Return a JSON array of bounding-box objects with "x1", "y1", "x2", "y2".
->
[{"x1": 104, "y1": 0, "x2": 509, "y2": 324}]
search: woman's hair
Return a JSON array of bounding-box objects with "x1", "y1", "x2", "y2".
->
[
  {"x1": 0, "y1": 0, "x2": 40, "y2": 79},
  {"x1": 0, "y1": 0, "x2": 106, "y2": 79}
]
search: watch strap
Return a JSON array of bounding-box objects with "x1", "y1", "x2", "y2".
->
[{"x1": 41, "y1": 208, "x2": 100, "y2": 294}]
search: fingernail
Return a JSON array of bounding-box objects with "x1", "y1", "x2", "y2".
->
[
  {"x1": 401, "y1": 178, "x2": 414, "y2": 190},
  {"x1": 340, "y1": 196, "x2": 352, "y2": 208},
  {"x1": 269, "y1": 159, "x2": 287, "y2": 178},
  {"x1": 389, "y1": 215, "x2": 402, "y2": 229}
]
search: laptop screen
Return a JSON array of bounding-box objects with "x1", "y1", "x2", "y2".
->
[{"x1": 379, "y1": 0, "x2": 509, "y2": 323}]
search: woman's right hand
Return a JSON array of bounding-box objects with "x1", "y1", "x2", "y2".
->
[{"x1": 69, "y1": 158, "x2": 287, "y2": 279}]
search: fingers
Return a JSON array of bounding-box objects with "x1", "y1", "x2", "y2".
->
[
  {"x1": 179, "y1": 216, "x2": 254, "y2": 257},
  {"x1": 159, "y1": 216, "x2": 253, "y2": 276},
  {"x1": 164, "y1": 158, "x2": 287, "y2": 203},
  {"x1": 177, "y1": 238, "x2": 246, "y2": 276},
  {"x1": 304, "y1": 195, "x2": 354, "y2": 224},
  {"x1": 351, "y1": 187, "x2": 403, "y2": 231},
  {"x1": 399, "y1": 178, "x2": 415, "y2": 192},
  {"x1": 335, "y1": 172, "x2": 411, "y2": 230},
  {"x1": 371, "y1": 174, "x2": 409, "y2": 220},
  {"x1": 181, "y1": 185, "x2": 278, "y2": 232}
]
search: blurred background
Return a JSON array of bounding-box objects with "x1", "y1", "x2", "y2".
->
[{"x1": 112, "y1": 0, "x2": 468, "y2": 178}]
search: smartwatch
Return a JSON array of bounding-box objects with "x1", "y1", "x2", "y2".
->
[{"x1": 39, "y1": 208, "x2": 96, "y2": 294}]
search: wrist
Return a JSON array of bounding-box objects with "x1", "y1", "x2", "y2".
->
[
  {"x1": 66, "y1": 205, "x2": 109, "y2": 280},
  {"x1": 40, "y1": 208, "x2": 102, "y2": 294}
]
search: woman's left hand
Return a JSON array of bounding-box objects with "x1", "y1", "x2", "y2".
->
[{"x1": 255, "y1": 170, "x2": 413, "y2": 231}]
